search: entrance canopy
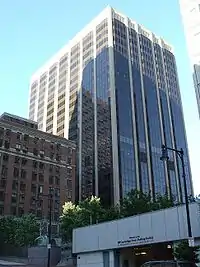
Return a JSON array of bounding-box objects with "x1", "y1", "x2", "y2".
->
[{"x1": 73, "y1": 203, "x2": 200, "y2": 254}]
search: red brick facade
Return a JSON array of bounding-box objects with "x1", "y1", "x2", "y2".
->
[{"x1": 0, "y1": 113, "x2": 76, "y2": 220}]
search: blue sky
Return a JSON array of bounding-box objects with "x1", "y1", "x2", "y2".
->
[{"x1": 1, "y1": 0, "x2": 200, "y2": 194}]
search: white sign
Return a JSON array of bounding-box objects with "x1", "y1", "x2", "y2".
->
[
  {"x1": 118, "y1": 236, "x2": 154, "y2": 247},
  {"x1": 47, "y1": 244, "x2": 51, "y2": 249},
  {"x1": 188, "y1": 237, "x2": 195, "y2": 247}
]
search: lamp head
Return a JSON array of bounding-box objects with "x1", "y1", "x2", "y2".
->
[{"x1": 160, "y1": 144, "x2": 169, "y2": 161}]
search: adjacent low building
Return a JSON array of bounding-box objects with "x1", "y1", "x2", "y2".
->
[
  {"x1": 73, "y1": 203, "x2": 200, "y2": 267},
  {"x1": 0, "y1": 113, "x2": 76, "y2": 220}
]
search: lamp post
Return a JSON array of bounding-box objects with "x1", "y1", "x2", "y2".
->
[
  {"x1": 160, "y1": 145, "x2": 193, "y2": 244},
  {"x1": 38, "y1": 189, "x2": 53, "y2": 267},
  {"x1": 47, "y1": 191, "x2": 53, "y2": 267}
]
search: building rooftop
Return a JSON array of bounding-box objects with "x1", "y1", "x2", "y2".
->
[
  {"x1": 30, "y1": 6, "x2": 173, "y2": 81},
  {"x1": 0, "y1": 112, "x2": 38, "y2": 129},
  {"x1": 0, "y1": 112, "x2": 76, "y2": 148}
]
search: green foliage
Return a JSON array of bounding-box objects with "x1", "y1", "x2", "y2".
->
[
  {"x1": 0, "y1": 214, "x2": 39, "y2": 247},
  {"x1": 173, "y1": 240, "x2": 200, "y2": 263},
  {"x1": 120, "y1": 190, "x2": 152, "y2": 217},
  {"x1": 120, "y1": 190, "x2": 174, "y2": 217},
  {"x1": 153, "y1": 193, "x2": 174, "y2": 210},
  {"x1": 78, "y1": 196, "x2": 104, "y2": 224},
  {"x1": 101, "y1": 205, "x2": 121, "y2": 222},
  {"x1": 61, "y1": 196, "x2": 105, "y2": 242},
  {"x1": 61, "y1": 201, "x2": 87, "y2": 242},
  {"x1": 14, "y1": 214, "x2": 40, "y2": 246},
  {"x1": 61, "y1": 189, "x2": 174, "y2": 242},
  {"x1": 0, "y1": 216, "x2": 16, "y2": 245}
]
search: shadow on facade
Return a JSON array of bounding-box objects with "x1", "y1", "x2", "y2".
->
[
  {"x1": 68, "y1": 47, "x2": 113, "y2": 207},
  {"x1": 68, "y1": 21, "x2": 192, "y2": 205}
]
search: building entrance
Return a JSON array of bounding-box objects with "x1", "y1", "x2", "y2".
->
[{"x1": 119, "y1": 242, "x2": 174, "y2": 267}]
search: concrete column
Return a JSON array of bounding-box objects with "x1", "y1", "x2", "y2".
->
[{"x1": 109, "y1": 250, "x2": 115, "y2": 267}]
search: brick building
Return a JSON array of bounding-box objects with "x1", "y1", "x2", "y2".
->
[{"x1": 0, "y1": 113, "x2": 76, "y2": 220}]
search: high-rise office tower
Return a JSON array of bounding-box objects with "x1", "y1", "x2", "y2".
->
[
  {"x1": 179, "y1": 0, "x2": 200, "y2": 117},
  {"x1": 29, "y1": 6, "x2": 193, "y2": 205}
]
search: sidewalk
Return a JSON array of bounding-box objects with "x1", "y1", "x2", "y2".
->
[{"x1": 0, "y1": 259, "x2": 26, "y2": 266}]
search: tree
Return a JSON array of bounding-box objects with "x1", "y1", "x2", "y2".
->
[
  {"x1": 61, "y1": 197, "x2": 105, "y2": 242},
  {"x1": 61, "y1": 190, "x2": 175, "y2": 243},
  {"x1": 78, "y1": 196, "x2": 104, "y2": 224},
  {"x1": 101, "y1": 205, "x2": 121, "y2": 222},
  {"x1": 173, "y1": 240, "x2": 200, "y2": 263},
  {"x1": 120, "y1": 190, "x2": 174, "y2": 218},
  {"x1": 153, "y1": 193, "x2": 174, "y2": 210},
  {"x1": 0, "y1": 216, "x2": 16, "y2": 245},
  {"x1": 120, "y1": 190, "x2": 152, "y2": 217},
  {"x1": 61, "y1": 196, "x2": 120, "y2": 242},
  {"x1": 14, "y1": 214, "x2": 39, "y2": 246},
  {"x1": 0, "y1": 215, "x2": 39, "y2": 247},
  {"x1": 61, "y1": 201, "x2": 83, "y2": 242}
]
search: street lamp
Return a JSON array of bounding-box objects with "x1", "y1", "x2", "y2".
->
[
  {"x1": 160, "y1": 145, "x2": 193, "y2": 244},
  {"x1": 38, "y1": 189, "x2": 53, "y2": 267},
  {"x1": 47, "y1": 191, "x2": 53, "y2": 267}
]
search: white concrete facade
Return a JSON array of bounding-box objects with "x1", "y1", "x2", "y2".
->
[
  {"x1": 73, "y1": 203, "x2": 200, "y2": 267},
  {"x1": 77, "y1": 251, "x2": 115, "y2": 267}
]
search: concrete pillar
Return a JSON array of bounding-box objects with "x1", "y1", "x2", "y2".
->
[{"x1": 109, "y1": 250, "x2": 115, "y2": 267}]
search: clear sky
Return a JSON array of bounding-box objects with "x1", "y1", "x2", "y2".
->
[{"x1": 0, "y1": 0, "x2": 200, "y2": 194}]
